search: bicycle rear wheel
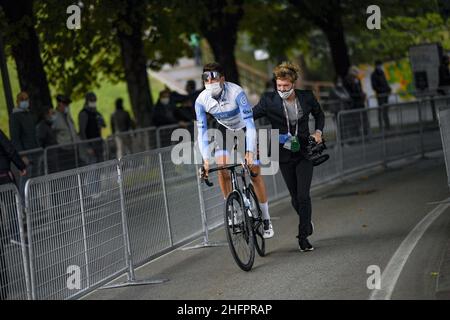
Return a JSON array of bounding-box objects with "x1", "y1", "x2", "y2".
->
[
  {"x1": 224, "y1": 191, "x2": 255, "y2": 271},
  {"x1": 248, "y1": 184, "x2": 265, "y2": 257}
]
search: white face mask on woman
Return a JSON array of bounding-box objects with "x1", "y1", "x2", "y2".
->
[
  {"x1": 205, "y1": 82, "x2": 223, "y2": 97},
  {"x1": 278, "y1": 87, "x2": 294, "y2": 100}
]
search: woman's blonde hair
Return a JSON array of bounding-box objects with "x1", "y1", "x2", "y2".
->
[{"x1": 273, "y1": 62, "x2": 300, "y2": 83}]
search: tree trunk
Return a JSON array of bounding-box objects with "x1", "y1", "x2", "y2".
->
[
  {"x1": 0, "y1": 33, "x2": 14, "y2": 115},
  {"x1": 200, "y1": 0, "x2": 243, "y2": 84},
  {"x1": 1, "y1": 0, "x2": 52, "y2": 116},
  {"x1": 116, "y1": 0, "x2": 153, "y2": 128},
  {"x1": 290, "y1": 0, "x2": 351, "y2": 79},
  {"x1": 321, "y1": 18, "x2": 351, "y2": 79},
  {"x1": 204, "y1": 34, "x2": 240, "y2": 84}
]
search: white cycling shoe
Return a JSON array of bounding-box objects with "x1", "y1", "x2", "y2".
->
[{"x1": 263, "y1": 220, "x2": 274, "y2": 239}]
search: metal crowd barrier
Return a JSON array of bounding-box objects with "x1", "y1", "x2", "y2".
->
[
  {"x1": 118, "y1": 146, "x2": 203, "y2": 267},
  {"x1": 25, "y1": 160, "x2": 129, "y2": 299},
  {"x1": 106, "y1": 126, "x2": 157, "y2": 160},
  {"x1": 156, "y1": 123, "x2": 195, "y2": 149},
  {"x1": 438, "y1": 105, "x2": 450, "y2": 191},
  {"x1": 23, "y1": 159, "x2": 168, "y2": 300},
  {"x1": 44, "y1": 138, "x2": 109, "y2": 174},
  {"x1": 335, "y1": 97, "x2": 444, "y2": 176},
  {"x1": 0, "y1": 184, "x2": 30, "y2": 300}
]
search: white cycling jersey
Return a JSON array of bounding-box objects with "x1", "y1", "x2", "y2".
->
[{"x1": 195, "y1": 81, "x2": 256, "y2": 160}]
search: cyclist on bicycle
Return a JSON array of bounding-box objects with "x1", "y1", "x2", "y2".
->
[{"x1": 195, "y1": 62, "x2": 274, "y2": 239}]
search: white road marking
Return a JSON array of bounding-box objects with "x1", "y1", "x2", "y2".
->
[{"x1": 369, "y1": 199, "x2": 450, "y2": 300}]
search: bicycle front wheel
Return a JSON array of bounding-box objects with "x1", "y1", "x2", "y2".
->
[{"x1": 224, "y1": 191, "x2": 255, "y2": 271}]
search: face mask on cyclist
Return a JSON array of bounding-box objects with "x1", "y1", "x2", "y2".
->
[{"x1": 205, "y1": 82, "x2": 223, "y2": 97}]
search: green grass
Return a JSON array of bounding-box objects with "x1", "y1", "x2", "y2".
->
[{"x1": 0, "y1": 59, "x2": 165, "y2": 138}]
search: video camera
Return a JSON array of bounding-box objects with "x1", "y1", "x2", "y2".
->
[{"x1": 306, "y1": 136, "x2": 330, "y2": 167}]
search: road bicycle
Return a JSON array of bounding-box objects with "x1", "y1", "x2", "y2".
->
[{"x1": 201, "y1": 162, "x2": 265, "y2": 271}]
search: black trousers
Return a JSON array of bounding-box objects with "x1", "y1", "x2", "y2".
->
[
  {"x1": 377, "y1": 96, "x2": 390, "y2": 130},
  {"x1": 279, "y1": 153, "x2": 314, "y2": 239}
]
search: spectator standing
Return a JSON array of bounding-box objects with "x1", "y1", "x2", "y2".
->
[
  {"x1": 189, "y1": 33, "x2": 202, "y2": 66},
  {"x1": 79, "y1": 92, "x2": 106, "y2": 165},
  {"x1": 36, "y1": 107, "x2": 57, "y2": 149},
  {"x1": 110, "y1": 98, "x2": 135, "y2": 159},
  {"x1": 36, "y1": 107, "x2": 58, "y2": 173},
  {"x1": 371, "y1": 60, "x2": 392, "y2": 130},
  {"x1": 9, "y1": 91, "x2": 39, "y2": 192},
  {"x1": 152, "y1": 89, "x2": 179, "y2": 127},
  {"x1": 78, "y1": 92, "x2": 106, "y2": 198},
  {"x1": 438, "y1": 55, "x2": 450, "y2": 95},
  {"x1": 53, "y1": 94, "x2": 79, "y2": 172},
  {"x1": 344, "y1": 66, "x2": 370, "y2": 140}
]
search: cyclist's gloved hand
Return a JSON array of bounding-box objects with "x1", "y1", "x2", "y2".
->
[
  {"x1": 244, "y1": 151, "x2": 254, "y2": 167},
  {"x1": 199, "y1": 160, "x2": 209, "y2": 179}
]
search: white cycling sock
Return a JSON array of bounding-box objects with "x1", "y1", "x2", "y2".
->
[{"x1": 259, "y1": 202, "x2": 270, "y2": 221}]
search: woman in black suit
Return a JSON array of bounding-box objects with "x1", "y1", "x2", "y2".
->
[{"x1": 253, "y1": 62, "x2": 325, "y2": 251}]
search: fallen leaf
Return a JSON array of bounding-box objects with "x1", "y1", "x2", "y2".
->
[{"x1": 431, "y1": 272, "x2": 439, "y2": 277}]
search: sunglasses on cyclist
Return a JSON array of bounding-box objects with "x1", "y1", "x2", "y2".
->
[{"x1": 201, "y1": 71, "x2": 222, "y2": 82}]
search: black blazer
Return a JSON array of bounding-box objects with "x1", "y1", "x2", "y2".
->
[
  {"x1": 0, "y1": 129, "x2": 26, "y2": 174},
  {"x1": 253, "y1": 89, "x2": 325, "y2": 163}
]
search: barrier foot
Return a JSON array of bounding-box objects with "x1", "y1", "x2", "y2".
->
[
  {"x1": 101, "y1": 278, "x2": 169, "y2": 290},
  {"x1": 427, "y1": 198, "x2": 450, "y2": 205},
  {"x1": 181, "y1": 241, "x2": 227, "y2": 251}
]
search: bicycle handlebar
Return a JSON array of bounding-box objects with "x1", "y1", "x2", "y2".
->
[{"x1": 200, "y1": 163, "x2": 258, "y2": 187}]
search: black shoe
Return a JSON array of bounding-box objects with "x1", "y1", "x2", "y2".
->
[{"x1": 298, "y1": 237, "x2": 314, "y2": 252}]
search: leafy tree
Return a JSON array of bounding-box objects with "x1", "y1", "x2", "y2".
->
[
  {"x1": 36, "y1": 0, "x2": 191, "y2": 127},
  {"x1": 0, "y1": 0, "x2": 52, "y2": 116},
  {"x1": 174, "y1": 0, "x2": 245, "y2": 84}
]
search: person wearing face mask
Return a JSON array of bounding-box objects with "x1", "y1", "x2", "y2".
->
[
  {"x1": 196, "y1": 62, "x2": 275, "y2": 239},
  {"x1": 78, "y1": 92, "x2": 106, "y2": 164},
  {"x1": 152, "y1": 89, "x2": 179, "y2": 127},
  {"x1": 9, "y1": 91, "x2": 39, "y2": 159},
  {"x1": 52, "y1": 94, "x2": 79, "y2": 172},
  {"x1": 9, "y1": 91, "x2": 39, "y2": 193},
  {"x1": 36, "y1": 107, "x2": 58, "y2": 149},
  {"x1": 252, "y1": 62, "x2": 325, "y2": 251}
]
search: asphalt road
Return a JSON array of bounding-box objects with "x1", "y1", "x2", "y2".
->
[{"x1": 83, "y1": 152, "x2": 450, "y2": 300}]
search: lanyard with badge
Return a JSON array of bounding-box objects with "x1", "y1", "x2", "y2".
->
[{"x1": 282, "y1": 99, "x2": 301, "y2": 152}]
